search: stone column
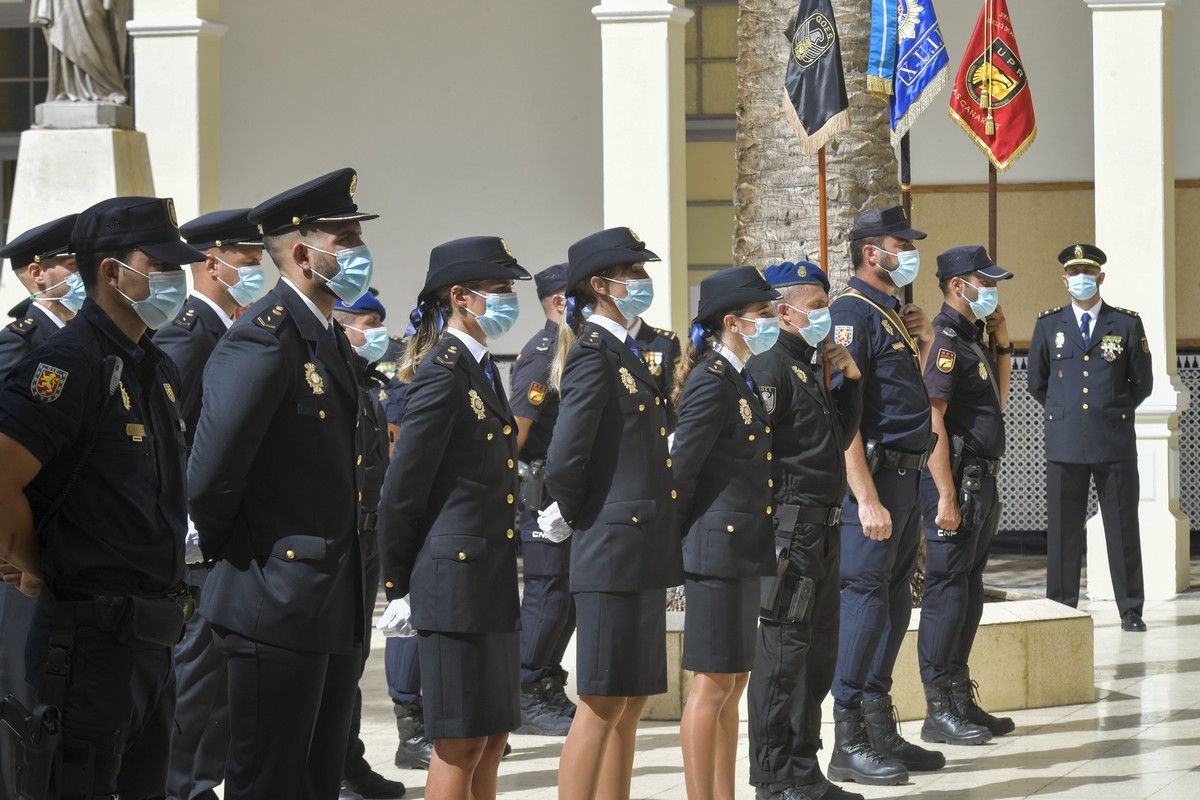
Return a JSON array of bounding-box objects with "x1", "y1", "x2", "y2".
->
[
  {"x1": 127, "y1": 0, "x2": 227, "y2": 224},
  {"x1": 591, "y1": 0, "x2": 693, "y2": 332},
  {"x1": 1083, "y1": 0, "x2": 1189, "y2": 601}
]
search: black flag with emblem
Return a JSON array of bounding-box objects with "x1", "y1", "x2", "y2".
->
[{"x1": 782, "y1": 0, "x2": 851, "y2": 155}]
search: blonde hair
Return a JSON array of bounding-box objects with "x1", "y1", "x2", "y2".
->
[
  {"x1": 396, "y1": 287, "x2": 452, "y2": 383},
  {"x1": 548, "y1": 269, "x2": 610, "y2": 392}
]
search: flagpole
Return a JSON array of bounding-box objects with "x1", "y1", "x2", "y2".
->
[
  {"x1": 900, "y1": 132, "x2": 914, "y2": 306},
  {"x1": 818, "y1": 146, "x2": 832, "y2": 389},
  {"x1": 988, "y1": 162, "x2": 998, "y2": 260}
]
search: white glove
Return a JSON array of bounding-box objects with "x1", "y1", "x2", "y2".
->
[
  {"x1": 377, "y1": 597, "x2": 417, "y2": 638},
  {"x1": 183, "y1": 516, "x2": 204, "y2": 565},
  {"x1": 537, "y1": 501, "x2": 573, "y2": 543}
]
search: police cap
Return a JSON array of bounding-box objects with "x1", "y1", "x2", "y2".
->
[
  {"x1": 695, "y1": 266, "x2": 780, "y2": 323},
  {"x1": 534, "y1": 263, "x2": 568, "y2": 299},
  {"x1": 1, "y1": 213, "x2": 79, "y2": 271},
  {"x1": 72, "y1": 197, "x2": 205, "y2": 265},
  {"x1": 180, "y1": 208, "x2": 264, "y2": 251},
  {"x1": 849, "y1": 206, "x2": 927, "y2": 241},
  {"x1": 419, "y1": 236, "x2": 531, "y2": 300},
  {"x1": 566, "y1": 227, "x2": 659, "y2": 292},
  {"x1": 763, "y1": 260, "x2": 830, "y2": 293},
  {"x1": 935, "y1": 245, "x2": 1013, "y2": 282},
  {"x1": 249, "y1": 168, "x2": 379, "y2": 236},
  {"x1": 1058, "y1": 243, "x2": 1106, "y2": 270}
]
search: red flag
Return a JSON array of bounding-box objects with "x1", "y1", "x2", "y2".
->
[{"x1": 947, "y1": 0, "x2": 1036, "y2": 172}]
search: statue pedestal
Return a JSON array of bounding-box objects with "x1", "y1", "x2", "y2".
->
[
  {"x1": 0, "y1": 128, "x2": 154, "y2": 313},
  {"x1": 34, "y1": 102, "x2": 133, "y2": 130}
]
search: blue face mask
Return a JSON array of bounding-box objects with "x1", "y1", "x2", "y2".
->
[
  {"x1": 114, "y1": 260, "x2": 188, "y2": 329},
  {"x1": 1066, "y1": 273, "x2": 1099, "y2": 302},
  {"x1": 877, "y1": 246, "x2": 921, "y2": 287},
  {"x1": 960, "y1": 280, "x2": 999, "y2": 319},
  {"x1": 37, "y1": 272, "x2": 85, "y2": 314},
  {"x1": 216, "y1": 258, "x2": 268, "y2": 307},
  {"x1": 347, "y1": 325, "x2": 390, "y2": 363},
  {"x1": 304, "y1": 242, "x2": 374, "y2": 304},
  {"x1": 738, "y1": 316, "x2": 780, "y2": 355},
  {"x1": 786, "y1": 304, "x2": 831, "y2": 347},
  {"x1": 603, "y1": 276, "x2": 654, "y2": 324},
  {"x1": 469, "y1": 290, "x2": 520, "y2": 339}
]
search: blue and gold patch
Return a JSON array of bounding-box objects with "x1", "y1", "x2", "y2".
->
[{"x1": 31, "y1": 362, "x2": 68, "y2": 402}]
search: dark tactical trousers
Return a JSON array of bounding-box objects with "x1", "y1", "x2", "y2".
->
[
  {"x1": 833, "y1": 468, "x2": 921, "y2": 708},
  {"x1": 345, "y1": 531, "x2": 381, "y2": 781},
  {"x1": 917, "y1": 470, "x2": 1000, "y2": 685},
  {"x1": 518, "y1": 523, "x2": 575, "y2": 685},
  {"x1": 1, "y1": 585, "x2": 35, "y2": 800},
  {"x1": 749, "y1": 521, "x2": 841, "y2": 789}
]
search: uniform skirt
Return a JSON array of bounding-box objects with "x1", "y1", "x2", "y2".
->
[
  {"x1": 418, "y1": 630, "x2": 520, "y2": 739},
  {"x1": 682, "y1": 574, "x2": 760, "y2": 674},
  {"x1": 574, "y1": 590, "x2": 666, "y2": 697}
]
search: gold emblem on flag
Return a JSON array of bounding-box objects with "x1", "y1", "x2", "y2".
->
[
  {"x1": 739, "y1": 398, "x2": 753, "y2": 425},
  {"x1": 468, "y1": 389, "x2": 487, "y2": 420},
  {"x1": 792, "y1": 12, "x2": 836, "y2": 69},
  {"x1": 966, "y1": 39, "x2": 1028, "y2": 109},
  {"x1": 618, "y1": 366, "x2": 637, "y2": 394},
  {"x1": 304, "y1": 362, "x2": 325, "y2": 396}
]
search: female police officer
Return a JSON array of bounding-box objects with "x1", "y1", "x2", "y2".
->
[
  {"x1": 545, "y1": 227, "x2": 684, "y2": 800},
  {"x1": 378, "y1": 236, "x2": 529, "y2": 800},
  {"x1": 671, "y1": 267, "x2": 780, "y2": 800}
]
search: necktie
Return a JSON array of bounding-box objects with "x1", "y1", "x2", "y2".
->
[
  {"x1": 745, "y1": 374, "x2": 756, "y2": 393},
  {"x1": 1080, "y1": 312, "x2": 1091, "y2": 349},
  {"x1": 480, "y1": 353, "x2": 495, "y2": 386},
  {"x1": 625, "y1": 336, "x2": 642, "y2": 359}
]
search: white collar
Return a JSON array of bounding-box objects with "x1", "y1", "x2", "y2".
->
[
  {"x1": 714, "y1": 342, "x2": 746, "y2": 374},
  {"x1": 191, "y1": 291, "x2": 235, "y2": 330},
  {"x1": 589, "y1": 313, "x2": 631, "y2": 343},
  {"x1": 446, "y1": 326, "x2": 489, "y2": 364},
  {"x1": 1071, "y1": 298, "x2": 1103, "y2": 326},
  {"x1": 280, "y1": 277, "x2": 330, "y2": 329},
  {"x1": 31, "y1": 301, "x2": 67, "y2": 329},
  {"x1": 626, "y1": 317, "x2": 643, "y2": 339}
]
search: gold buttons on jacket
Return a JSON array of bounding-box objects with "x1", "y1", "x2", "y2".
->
[
  {"x1": 507, "y1": 459, "x2": 514, "y2": 469},
  {"x1": 655, "y1": 397, "x2": 662, "y2": 406},
  {"x1": 1084, "y1": 355, "x2": 1091, "y2": 362},
  {"x1": 1082, "y1": 403, "x2": 1089, "y2": 410},
  {"x1": 666, "y1": 458, "x2": 673, "y2": 468},
  {"x1": 358, "y1": 492, "x2": 363, "y2": 502},
  {"x1": 458, "y1": 552, "x2": 467, "y2": 561},
  {"x1": 765, "y1": 426, "x2": 771, "y2": 434},
  {"x1": 356, "y1": 454, "x2": 363, "y2": 465},
  {"x1": 659, "y1": 427, "x2": 667, "y2": 436},
  {"x1": 768, "y1": 479, "x2": 774, "y2": 488},
  {"x1": 285, "y1": 549, "x2": 296, "y2": 560},
  {"x1": 671, "y1": 490, "x2": 678, "y2": 499},
  {"x1": 766, "y1": 506, "x2": 774, "y2": 515},
  {"x1": 503, "y1": 425, "x2": 513, "y2": 436},
  {"x1": 1082, "y1": 388, "x2": 1089, "y2": 394},
  {"x1": 487, "y1": 433, "x2": 494, "y2": 441},
  {"x1": 1083, "y1": 371, "x2": 1090, "y2": 377},
  {"x1": 638, "y1": 403, "x2": 646, "y2": 412},
  {"x1": 631, "y1": 515, "x2": 639, "y2": 523},
  {"x1": 748, "y1": 434, "x2": 756, "y2": 442},
  {"x1": 506, "y1": 494, "x2": 515, "y2": 505},
  {"x1": 726, "y1": 524, "x2": 735, "y2": 533},
  {"x1": 766, "y1": 452, "x2": 773, "y2": 461},
  {"x1": 318, "y1": 410, "x2": 326, "y2": 419},
  {"x1": 506, "y1": 529, "x2": 515, "y2": 539},
  {"x1": 385, "y1": 580, "x2": 395, "y2": 589}
]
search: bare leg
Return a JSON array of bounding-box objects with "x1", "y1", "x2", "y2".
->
[
  {"x1": 598, "y1": 695, "x2": 648, "y2": 800},
  {"x1": 427, "y1": 737, "x2": 487, "y2": 800},
  {"x1": 681, "y1": 673, "x2": 737, "y2": 800},
  {"x1": 714, "y1": 673, "x2": 749, "y2": 800},
  {"x1": 469, "y1": 733, "x2": 509, "y2": 800},
  {"x1": 558, "y1": 695, "x2": 628, "y2": 800}
]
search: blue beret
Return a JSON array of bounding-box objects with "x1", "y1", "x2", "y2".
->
[
  {"x1": 335, "y1": 291, "x2": 387, "y2": 321},
  {"x1": 763, "y1": 260, "x2": 830, "y2": 293}
]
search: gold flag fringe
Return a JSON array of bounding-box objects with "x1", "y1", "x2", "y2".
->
[
  {"x1": 867, "y1": 75, "x2": 894, "y2": 97},
  {"x1": 946, "y1": 107, "x2": 1038, "y2": 173},
  {"x1": 782, "y1": 89, "x2": 852, "y2": 156},
  {"x1": 889, "y1": 66, "x2": 947, "y2": 147}
]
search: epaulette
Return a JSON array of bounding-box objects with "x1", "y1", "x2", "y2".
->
[
  {"x1": 433, "y1": 341, "x2": 462, "y2": 367},
  {"x1": 172, "y1": 306, "x2": 199, "y2": 331},
  {"x1": 254, "y1": 303, "x2": 288, "y2": 335},
  {"x1": 580, "y1": 329, "x2": 603, "y2": 349},
  {"x1": 1039, "y1": 305, "x2": 1066, "y2": 319},
  {"x1": 6, "y1": 317, "x2": 37, "y2": 338},
  {"x1": 1110, "y1": 306, "x2": 1139, "y2": 317},
  {"x1": 652, "y1": 326, "x2": 678, "y2": 341},
  {"x1": 707, "y1": 358, "x2": 726, "y2": 375}
]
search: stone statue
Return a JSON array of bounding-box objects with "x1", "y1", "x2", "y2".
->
[{"x1": 29, "y1": 0, "x2": 130, "y2": 105}]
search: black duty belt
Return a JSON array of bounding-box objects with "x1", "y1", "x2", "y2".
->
[
  {"x1": 875, "y1": 445, "x2": 930, "y2": 472},
  {"x1": 359, "y1": 509, "x2": 379, "y2": 533},
  {"x1": 962, "y1": 455, "x2": 1002, "y2": 477},
  {"x1": 776, "y1": 503, "x2": 843, "y2": 530}
]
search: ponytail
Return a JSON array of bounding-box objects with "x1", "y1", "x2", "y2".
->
[
  {"x1": 549, "y1": 269, "x2": 611, "y2": 392},
  {"x1": 397, "y1": 290, "x2": 450, "y2": 382},
  {"x1": 671, "y1": 305, "x2": 750, "y2": 405}
]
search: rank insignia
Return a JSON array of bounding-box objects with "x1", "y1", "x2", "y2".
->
[
  {"x1": 643, "y1": 351, "x2": 663, "y2": 376},
  {"x1": 468, "y1": 389, "x2": 487, "y2": 419},
  {"x1": 304, "y1": 362, "x2": 325, "y2": 395},
  {"x1": 618, "y1": 366, "x2": 637, "y2": 394},
  {"x1": 791, "y1": 365, "x2": 809, "y2": 384},
  {"x1": 978, "y1": 363, "x2": 989, "y2": 381},
  {"x1": 881, "y1": 318, "x2": 895, "y2": 337},
  {"x1": 163, "y1": 383, "x2": 176, "y2": 403},
  {"x1": 834, "y1": 325, "x2": 853, "y2": 346},
  {"x1": 1055, "y1": 331, "x2": 1065, "y2": 349},
  {"x1": 119, "y1": 382, "x2": 132, "y2": 411},
  {"x1": 1101, "y1": 335, "x2": 1123, "y2": 362},
  {"x1": 759, "y1": 386, "x2": 777, "y2": 414},
  {"x1": 30, "y1": 363, "x2": 67, "y2": 402},
  {"x1": 936, "y1": 348, "x2": 956, "y2": 374},
  {"x1": 739, "y1": 398, "x2": 753, "y2": 425},
  {"x1": 528, "y1": 381, "x2": 547, "y2": 406}
]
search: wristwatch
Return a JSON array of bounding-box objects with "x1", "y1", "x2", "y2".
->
[{"x1": 994, "y1": 342, "x2": 1015, "y2": 355}]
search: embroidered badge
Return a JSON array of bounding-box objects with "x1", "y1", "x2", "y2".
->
[
  {"x1": 163, "y1": 383, "x2": 176, "y2": 403},
  {"x1": 759, "y1": 386, "x2": 777, "y2": 414},
  {"x1": 528, "y1": 381, "x2": 547, "y2": 406},
  {"x1": 834, "y1": 325, "x2": 854, "y2": 346},
  {"x1": 791, "y1": 365, "x2": 809, "y2": 384},
  {"x1": 1055, "y1": 331, "x2": 1065, "y2": 349},
  {"x1": 978, "y1": 363, "x2": 989, "y2": 381},
  {"x1": 30, "y1": 363, "x2": 67, "y2": 402},
  {"x1": 1141, "y1": 336, "x2": 1149, "y2": 353},
  {"x1": 881, "y1": 317, "x2": 895, "y2": 337},
  {"x1": 643, "y1": 351, "x2": 663, "y2": 376},
  {"x1": 618, "y1": 366, "x2": 637, "y2": 394},
  {"x1": 936, "y1": 348, "x2": 956, "y2": 374},
  {"x1": 739, "y1": 398, "x2": 753, "y2": 425},
  {"x1": 119, "y1": 382, "x2": 132, "y2": 412},
  {"x1": 1100, "y1": 335, "x2": 1124, "y2": 362},
  {"x1": 468, "y1": 389, "x2": 486, "y2": 420},
  {"x1": 304, "y1": 362, "x2": 325, "y2": 395}
]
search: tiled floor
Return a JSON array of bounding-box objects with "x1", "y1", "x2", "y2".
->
[{"x1": 351, "y1": 553, "x2": 1200, "y2": 799}]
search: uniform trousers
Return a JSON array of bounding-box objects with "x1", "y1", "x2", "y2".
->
[
  {"x1": 344, "y1": 531, "x2": 381, "y2": 781},
  {"x1": 1045, "y1": 458, "x2": 1144, "y2": 616},
  {"x1": 213, "y1": 626, "x2": 360, "y2": 800},
  {"x1": 0, "y1": 584, "x2": 35, "y2": 800},
  {"x1": 832, "y1": 467, "x2": 921, "y2": 708},
  {"x1": 386, "y1": 636, "x2": 421, "y2": 704},
  {"x1": 917, "y1": 471, "x2": 1000, "y2": 685},
  {"x1": 518, "y1": 517, "x2": 575, "y2": 685},
  {"x1": 749, "y1": 521, "x2": 841, "y2": 790}
]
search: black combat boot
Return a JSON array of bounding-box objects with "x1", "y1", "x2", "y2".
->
[
  {"x1": 862, "y1": 695, "x2": 946, "y2": 772},
  {"x1": 516, "y1": 676, "x2": 575, "y2": 735},
  {"x1": 950, "y1": 670, "x2": 1015, "y2": 736},
  {"x1": 393, "y1": 701, "x2": 433, "y2": 770},
  {"x1": 920, "y1": 683, "x2": 992, "y2": 745},
  {"x1": 549, "y1": 669, "x2": 578, "y2": 718},
  {"x1": 826, "y1": 706, "x2": 908, "y2": 786}
]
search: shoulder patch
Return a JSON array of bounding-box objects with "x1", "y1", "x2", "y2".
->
[
  {"x1": 707, "y1": 358, "x2": 726, "y2": 375},
  {"x1": 434, "y1": 342, "x2": 462, "y2": 368},
  {"x1": 6, "y1": 317, "x2": 37, "y2": 338},
  {"x1": 936, "y1": 348, "x2": 956, "y2": 374},
  {"x1": 1039, "y1": 305, "x2": 1066, "y2": 319},
  {"x1": 254, "y1": 304, "x2": 288, "y2": 335},
  {"x1": 528, "y1": 381, "x2": 547, "y2": 406},
  {"x1": 834, "y1": 325, "x2": 854, "y2": 346},
  {"x1": 31, "y1": 362, "x2": 68, "y2": 402},
  {"x1": 172, "y1": 306, "x2": 199, "y2": 330},
  {"x1": 580, "y1": 330, "x2": 603, "y2": 350},
  {"x1": 1110, "y1": 306, "x2": 1139, "y2": 317}
]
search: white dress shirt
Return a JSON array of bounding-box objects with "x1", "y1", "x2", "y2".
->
[{"x1": 1071, "y1": 298, "x2": 1104, "y2": 342}]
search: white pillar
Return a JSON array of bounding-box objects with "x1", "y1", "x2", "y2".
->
[
  {"x1": 1084, "y1": 0, "x2": 1189, "y2": 601},
  {"x1": 127, "y1": 0, "x2": 227, "y2": 224},
  {"x1": 592, "y1": 0, "x2": 693, "y2": 332}
]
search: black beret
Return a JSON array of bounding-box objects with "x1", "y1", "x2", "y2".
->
[
  {"x1": 1, "y1": 213, "x2": 79, "y2": 271},
  {"x1": 534, "y1": 263, "x2": 568, "y2": 299},
  {"x1": 72, "y1": 197, "x2": 206, "y2": 266},
  {"x1": 419, "y1": 236, "x2": 531, "y2": 301},
  {"x1": 935, "y1": 245, "x2": 1013, "y2": 282},
  {"x1": 566, "y1": 227, "x2": 659, "y2": 292},
  {"x1": 695, "y1": 266, "x2": 780, "y2": 323},
  {"x1": 180, "y1": 208, "x2": 264, "y2": 251},
  {"x1": 763, "y1": 260, "x2": 830, "y2": 293},
  {"x1": 249, "y1": 168, "x2": 379, "y2": 236},
  {"x1": 1058, "y1": 243, "x2": 1106, "y2": 269},
  {"x1": 849, "y1": 205, "x2": 927, "y2": 241}
]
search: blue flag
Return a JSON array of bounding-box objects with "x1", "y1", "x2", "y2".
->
[
  {"x1": 867, "y1": 0, "x2": 899, "y2": 96},
  {"x1": 888, "y1": 0, "x2": 950, "y2": 146}
]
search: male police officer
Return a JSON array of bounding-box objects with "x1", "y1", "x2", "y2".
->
[
  {"x1": 188, "y1": 168, "x2": 376, "y2": 799},
  {"x1": 510, "y1": 263, "x2": 576, "y2": 734},
  {"x1": 747, "y1": 261, "x2": 865, "y2": 800},
  {"x1": 0, "y1": 196, "x2": 203, "y2": 798},
  {"x1": 827, "y1": 207, "x2": 942, "y2": 784},
  {"x1": 918, "y1": 246, "x2": 1016, "y2": 748},
  {"x1": 153, "y1": 208, "x2": 265, "y2": 800},
  {"x1": 1028, "y1": 244, "x2": 1153, "y2": 632}
]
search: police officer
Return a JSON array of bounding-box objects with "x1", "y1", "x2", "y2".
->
[
  {"x1": 331, "y1": 291, "x2": 407, "y2": 800},
  {"x1": 747, "y1": 261, "x2": 866, "y2": 800},
  {"x1": 188, "y1": 168, "x2": 377, "y2": 800},
  {"x1": 152, "y1": 208, "x2": 265, "y2": 800},
  {"x1": 0, "y1": 196, "x2": 202, "y2": 798},
  {"x1": 1028, "y1": 244, "x2": 1153, "y2": 632},
  {"x1": 0, "y1": 214, "x2": 82, "y2": 379},
  {"x1": 827, "y1": 206, "x2": 943, "y2": 784},
  {"x1": 917, "y1": 246, "x2": 1017, "y2": 747},
  {"x1": 629, "y1": 312, "x2": 681, "y2": 401}
]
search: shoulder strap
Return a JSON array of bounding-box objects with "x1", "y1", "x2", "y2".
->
[
  {"x1": 962, "y1": 338, "x2": 1002, "y2": 405},
  {"x1": 842, "y1": 288, "x2": 919, "y2": 360}
]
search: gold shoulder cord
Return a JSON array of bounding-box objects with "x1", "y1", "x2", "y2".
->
[{"x1": 841, "y1": 289, "x2": 920, "y2": 364}]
